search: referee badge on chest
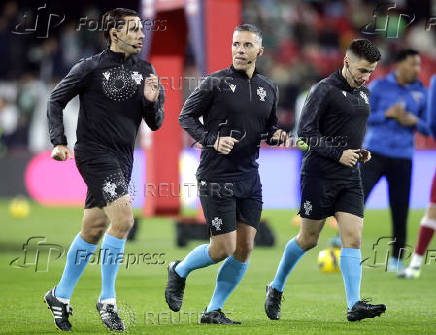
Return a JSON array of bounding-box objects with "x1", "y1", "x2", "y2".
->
[
  {"x1": 131, "y1": 71, "x2": 143, "y2": 85},
  {"x1": 257, "y1": 86, "x2": 267, "y2": 101}
]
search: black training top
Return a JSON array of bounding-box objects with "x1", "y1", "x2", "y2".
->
[
  {"x1": 179, "y1": 65, "x2": 279, "y2": 182},
  {"x1": 47, "y1": 48, "x2": 164, "y2": 160},
  {"x1": 298, "y1": 70, "x2": 370, "y2": 180}
]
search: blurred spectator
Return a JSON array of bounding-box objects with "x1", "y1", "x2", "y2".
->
[
  {"x1": 0, "y1": 0, "x2": 435, "y2": 154},
  {"x1": 361, "y1": 49, "x2": 430, "y2": 272}
]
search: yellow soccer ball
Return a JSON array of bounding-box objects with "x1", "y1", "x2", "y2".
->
[
  {"x1": 318, "y1": 248, "x2": 341, "y2": 273},
  {"x1": 9, "y1": 198, "x2": 30, "y2": 219}
]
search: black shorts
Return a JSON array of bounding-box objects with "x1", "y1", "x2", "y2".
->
[
  {"x1": 298, "y1": 175, "x2": 364, "y2": 220},
  {"x1": 198, "y1": 173, "x2": 263, "y2": 236},
  {"x1": 75, "y1": 149, "x2": 132, "y2": 209}
]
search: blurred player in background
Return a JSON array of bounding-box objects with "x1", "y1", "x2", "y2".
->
[
  {"x1": 360, "y1": 49, "x2": 430, "y2": 272},
  {"x1": 44, "y1": 8, "x2": 164, "y2": 331},
  {"x1": 265, "y1": 39, "x2": 386, "y2": 322},
  {"x1": 399, "y1": 74, "x2": 436, "y2": 279},
  {"x1": 165, "y1": 24, "x2": 286, "y2": 324}
]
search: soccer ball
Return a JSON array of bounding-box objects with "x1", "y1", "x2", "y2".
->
[
  {"x1": 318, "y1": 248, "x2": 341, "y2": 273},
  {"x1": 9, "y1": 197, "x2": 30, "y2": 219}
]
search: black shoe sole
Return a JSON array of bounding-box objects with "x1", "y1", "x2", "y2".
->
[
  {"x1": 200, "y1": 318, "x2": 241, "y2": 325},
  {"x1": 99, "y1": 321, "x2": 125, "y2": 332},
  {"x1": 347, "y1": 308, "x2": 386, "y2": 322}
]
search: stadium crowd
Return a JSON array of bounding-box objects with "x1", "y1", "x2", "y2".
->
[{"x1": 1, "y1": 0, "x2": 435, "y2": 155}]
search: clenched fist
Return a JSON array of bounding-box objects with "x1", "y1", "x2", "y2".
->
[
  {"x1": 339, "y1": 149, "x2": 361, "y2": 167},
  {"x1": 214, "y1": 136, "x2": 239, "y2": 154},
  {"x1": 51, "y1": 145, "x2": 73, "y2": 161}
]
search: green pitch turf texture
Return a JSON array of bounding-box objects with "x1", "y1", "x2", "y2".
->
[{"x1": 1, "y1": 201, "x2": 435, "y2": 334}]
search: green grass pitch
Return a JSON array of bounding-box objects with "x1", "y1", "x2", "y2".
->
[{"x1": 1, "y1": 200, "x2": 435, "y2": 334}]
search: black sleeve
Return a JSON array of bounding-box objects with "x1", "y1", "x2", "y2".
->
[
  {"x1": 297, "y1": 83, "x2": 343, "y2": 161},
  {"x1": 141, "y1": 65, "x2": 165, "y2": 131},
  {"x1": 265, "y1": 84, "x2": 280, "y2": 145},
  {"x1": 47, "y1": 59, "x2": 90, "y2": 146},
  {"x1": 178, "y1": 75, "x2": 217, "y2": 146}
]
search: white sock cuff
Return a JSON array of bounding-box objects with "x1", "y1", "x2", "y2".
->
[
  {"x1": 410, "y1": 253, "x2": 423, "y2": 268},
  {"x1": 421, "y1": 216, "x2": 436, "y2": 229},
  {"x1": 56, "y1": 296, "x2": 70, "y2": 304},
  {"x1": 99, "y1": 298, "x2": 116, "y2": 305}
]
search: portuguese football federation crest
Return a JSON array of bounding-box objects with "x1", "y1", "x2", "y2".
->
[
  {"x1": 211, "y1": 217, "x2": 223, "y2": 231},
  {"x1": 131, "y1": 71, "x2": 143, "y2": 85},
  {"x1": 257, "y1": 86, "x2": 266, "y2": 101}
]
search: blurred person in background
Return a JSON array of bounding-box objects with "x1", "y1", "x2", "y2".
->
[
  {"x1": 0, "y1": 96, "x2": 16, "y2": 156},
  {"x1": 398, "y1": 74, "x2": 436, "y2": 279},
  {"x1": 360, "y1": 49, "x2": 430, "y2": 272}
]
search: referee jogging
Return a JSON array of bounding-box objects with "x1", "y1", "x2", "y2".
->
[
  {"x1": 265, "y1": 39, "x2": 386, "y2": 322},
  {"x1": 44, "y1": 8, "x2": 164, "y2": 332},
  {"x1": 165, "y1": 24, "x2": 286, "y2": 324}
]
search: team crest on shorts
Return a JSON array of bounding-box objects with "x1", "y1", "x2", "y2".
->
[
  {"x1": 257, "y1": 86, "x2": 266, "y2": 101},
  {"x1": 303, "y1": 200, "x2": 312, "y2": 216},
  {"x1": 211, "y1": 217, "x2": 223, "y2": 231},
  {"x1": 101, "y1": 172, "x2": 130, "y2": 204},
  {"x1": 103, "y1": 181, "x2": 118, "y2": 199}
]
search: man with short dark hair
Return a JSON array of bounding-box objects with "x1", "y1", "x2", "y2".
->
[
  {"x1": 265, "y1": 39, "x2": 386, "y2": 322},
  {"x1": 44, "y1": 8, "x2": 164, "y2": 331},
  {"x1": 165, "y1": 23, "x2": 286, "y2": 324},
  {"x1": 361, "y1": 49, "x2": 430, "y2": 272}
]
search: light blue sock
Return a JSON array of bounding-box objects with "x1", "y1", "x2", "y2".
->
[
  {"x1": 339, "y1": 248, "x2": 361, "y2": 309},
  {"x1": 271, "y1": 238, "x2": 305, "y2": 292},
  {"x1": 175, "y1": 244, "x2": 215, "y2": 278},
  {"x1": 100, "y1": 233, "x2": 126, "y2": 301},
  {"x1": 206, "y1": 256, "x2": 248, "y2": 312},
  {"x1": 55, "y1": 233, "x2": 97, "y2": 299}
]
